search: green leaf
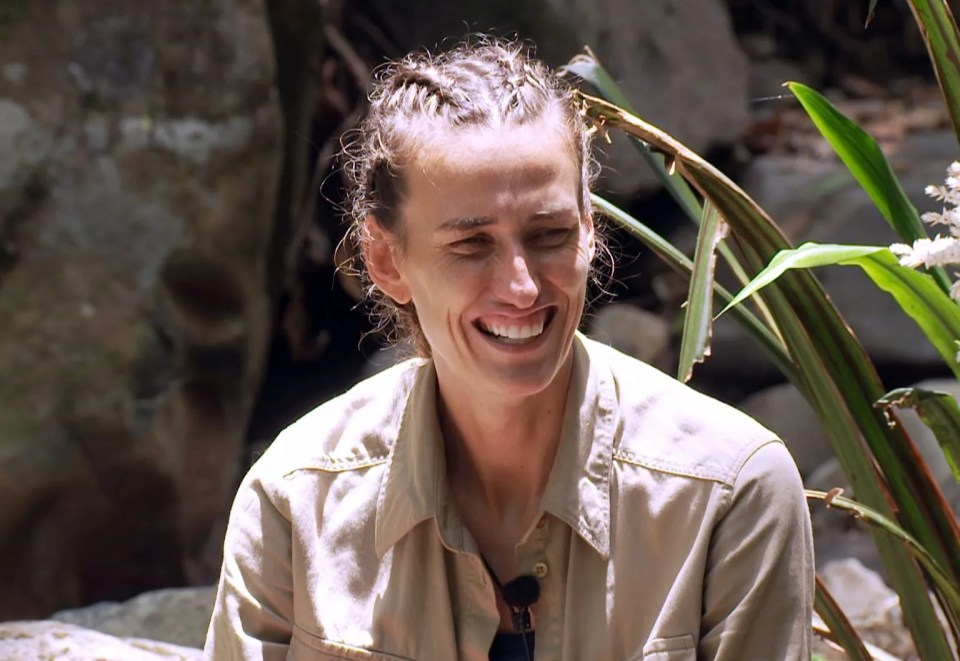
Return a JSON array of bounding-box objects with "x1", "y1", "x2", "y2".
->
[
  {"x1": 719, "y1": 242, "x2": 960, "y2": 380},
  {"x1": 814, "y1": 575, "x2": 872, "y2": 661},
  {"x1": 808, "y1": 489, "x2": 960, "y2": 616},
  {"x1": 562, "y1": 54, "x2": 702, "y2": 221},
  {"x1": 787, "y1": 83, "x2": 925, "y2": 241},
  {"x1": 677, "y1": 202, "x2": 725, "y2": 382},
  {"x1": 787, "y1": 82, "x2": 954, "y2": 295},
  {"x1": 877, "y1": 388, "x2": 960, "y2": 487},
  {"x1": 591, "y1": 195, "x2": 797, "y2": 385},
  {"x1": 565, "y1": 52, "x2": 767, "y2": 325},
  {"x1": 719, "y1": 243, "x2": 885, "y2": 315},
  {"x1": 580, "y1": 92, "x2": 960, "y2": 656},
  {"x1": 904, "y1": 0, "x2": 960, "y2": 145}
]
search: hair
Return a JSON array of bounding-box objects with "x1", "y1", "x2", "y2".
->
[{"x1": 341, "y1": 35, "x2": 601, "y2": 357}]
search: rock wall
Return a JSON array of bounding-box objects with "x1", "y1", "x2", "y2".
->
[
  {"x1": 0, "y1": 0, "x2": 281, "y2": 618},
  {"x1": 356, "y1": 0, "x2": 749, "y2": 198}
]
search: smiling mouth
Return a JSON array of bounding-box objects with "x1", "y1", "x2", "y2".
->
[{"x1": 476, "y1": 310, "x2": 553, "y2": 344}]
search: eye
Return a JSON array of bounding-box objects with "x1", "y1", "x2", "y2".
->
[
  {"x1": 449, "y1": 234, "x2": 493, "y2": 255},
  {"x1": 532, "y1": 227, "x2": 575, "y2": 247}
]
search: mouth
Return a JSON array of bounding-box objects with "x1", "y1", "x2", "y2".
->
[{"x1": 475, "y1": 309, "x2": 554, "y2": 345}]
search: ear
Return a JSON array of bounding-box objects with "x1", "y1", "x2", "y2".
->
[
  {"x1": 583, "y1": 213, "x2": 596, "y2": 262},
  {"x1": 363, "y1": 217, "x2": 412, "y2": 305}
]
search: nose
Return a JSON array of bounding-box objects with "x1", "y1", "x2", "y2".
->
[{"x1": 495, "y1": 244, "x2": 540, "y2": 307}]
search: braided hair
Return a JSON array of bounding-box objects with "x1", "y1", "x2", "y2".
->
[{"x1": 342, "y1": 36, "x2": 598, "y2": 356}]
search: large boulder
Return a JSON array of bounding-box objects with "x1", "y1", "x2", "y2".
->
[
  {"x1": 737, "y1": 382, "x2": 831, "y2": 478},
  {"x1": 0, "y1": 621, "x2": 201, "y2": 661},
  {"x1": 51, "y1": 587, "x2": 216, "y2": 650},
  {"x1": 365, "y1": 0, "x2": 749, "y2": 197},
  {"x1": 587, "y1": 302, "x2": 673, "y2": 371},
  {"x1": 0, "y1": 1, "x2": 281, "y2": 618}
]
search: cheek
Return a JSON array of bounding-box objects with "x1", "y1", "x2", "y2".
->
[
  {"x1": 543, "y1": 248, "x2": 591, "y2": 286},
  {"x1": 408, "y1": 262, "x2": 489, "y2": 311}
]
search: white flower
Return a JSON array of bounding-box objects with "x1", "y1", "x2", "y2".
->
[
  {"x1": 890, "y1": 243, "x2": 913, "y2": 258},
  {"x1": 894, "y1": 162, "x2": 960, "y2": 363},
  {"x1": 921, "y1": 210, "x2": 947, "y2": 225},
  {"x1": 926, "y1": 184, "x2": 949, "y2": 201},
  {"x1": 892, "y1": 235, "x2": 960, "y2": 269}
]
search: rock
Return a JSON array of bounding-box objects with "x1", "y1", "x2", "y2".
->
[
  {"x1": 737, "y1": 382, "x2": 832, "y2": 477},
  {"x1": 367, "y1": 0, "x2": 749, "y2": 197},
  {"x1": 0, "y1": 621, "x2": 201, "y2": 660},
  {"x1": 747, "y1": 58, "x2": 810, "y2": 101},
  {"x1": 821, "y1": 558, "x2": 899, "y2": 628},
  {"x1": 795, "y1": 376, "x2": 960, "y2": 517},
  {"x1": 805, "y1": 458, "x2": 883, "y2": 573},
  {"x1": 805, "y1": 458, "x2": 849, "y2": 494},
  {"x1": 51, "y1": 587, "x2": 216, "y2": 650},
  {"x1": 819, "y1": 558, "x2": 915, "y2": 659},
  {"x1": 0, "y1": 0, "x2": 281, "y2": 618},
  {"x1": 587, "y1": 303, "x2": 672, "y2": 369},
  {"x1": 555, "y1": 0, "x2": 750, "y2": 197}
]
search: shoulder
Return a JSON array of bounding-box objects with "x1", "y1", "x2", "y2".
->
[
  {"x1": 581, "y1": 336, "x2": 785, "y2": 487},
  {"x1": 246, "y1": 357, "x2": 429, "y2": 482}
]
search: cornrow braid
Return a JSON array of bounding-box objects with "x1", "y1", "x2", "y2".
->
[{"x1": 341, "y1": 35, "x2": 599, "y2": 357}]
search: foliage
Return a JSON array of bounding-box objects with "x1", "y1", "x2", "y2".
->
[{"x1": 567, "y1": 1, "x2": 960, "y2": 656}]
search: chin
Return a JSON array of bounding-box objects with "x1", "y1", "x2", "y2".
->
[{"x1": 478, "y1": 353, "x2": 571, "y2": 399}]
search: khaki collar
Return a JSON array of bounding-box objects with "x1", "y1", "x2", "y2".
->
[{"x1": 375, "y1": 334, "x2": 615, "y2": 559}]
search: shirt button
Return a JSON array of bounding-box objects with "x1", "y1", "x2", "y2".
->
[
  {"x1": 532, "y1": 562, "x2": 549, "y2": 579},
  {"x1": 536, "y1": 515, "x2": 547, "y2": 529}
]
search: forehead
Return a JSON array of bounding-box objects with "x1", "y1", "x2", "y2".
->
[{"x1": 400, "y1": 114, "x2": 581, "y2": 226}]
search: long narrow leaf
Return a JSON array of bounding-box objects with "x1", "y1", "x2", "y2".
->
[
  {"x1": 591, "y1": 195, "x2": 797, "y2": 385},
  {"x1": 567, "y1": 53, "x2": 785, "y2": 338},
  {"x1": 787, "y1": 81, "x2": 954, "y2": 295},
  {"x1": 677, "y1": 202, "x2": 725, "y2": 382},
  {"x1": 788, "y1": 84, "x2": 925, "y2": 241},
  {"x1": 814, "y1": 575, "x2": 872, "y2": 661},
  {"x1": 718, "y1": 242, "x2": 960, "y2": 380},
  {"x1": 812, "y1": 622, "x2": 909, "y2": 661},
  {"x1": 719, "y1": 243, "x2": 883, "y2": 313},
  {"x1": 808, "y1": 489, "x2": 960, "y2": 616},
  {"x1": 904, "y1": 0, "x2": 960, "y2": 144},
  {"x1": 581, "y1": 91, "x2": 960, "y2": 657},
  {"x1": 877, "y1": 387, "x2": 960, "y2": 487},
  {"x1": 562, "y1": 55, "x2": 702, "y2": 221}
]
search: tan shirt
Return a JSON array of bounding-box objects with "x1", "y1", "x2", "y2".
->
[{"x1": 205, "y1": 335, "x2": 813, "y2": 660}]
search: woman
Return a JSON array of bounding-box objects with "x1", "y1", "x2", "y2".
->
[{"x1": 205, "y1": 37, "x2": 814, "y2": 660}]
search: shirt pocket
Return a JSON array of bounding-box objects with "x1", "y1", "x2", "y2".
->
[
  {"x1": 289, "y1": 625, "x2": 414, "y2": 660},
  {"x1": 640, "y1": 634, "x2": 697, "y2": 660}
]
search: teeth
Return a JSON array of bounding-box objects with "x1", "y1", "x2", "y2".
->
[{"x1": 482, "y1": 319, "x2": 545, "y2": 341}]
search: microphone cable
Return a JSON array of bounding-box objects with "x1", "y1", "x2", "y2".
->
[{"x1": 481, "y1": 555, "x2": 540, "y2": 661}]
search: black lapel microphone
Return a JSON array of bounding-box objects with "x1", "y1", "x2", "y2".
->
[
  {"x1": 501, "y1": 574, "x2": 540, "y2": 631},
  {"x1": 480, "y1": 555, "x2": 541, "y2": 631}
]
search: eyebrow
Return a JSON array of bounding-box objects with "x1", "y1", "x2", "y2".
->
[
  {"x1": 438, "y1": 216, "x2": 494, "y2": 232},
  {"x1": 437, "y1": 209, "x2": 576, "y2": 233}
]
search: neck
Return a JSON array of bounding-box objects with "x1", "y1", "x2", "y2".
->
[{"x1": 437, "y1": 358, "x2": 572, "y2": 520}]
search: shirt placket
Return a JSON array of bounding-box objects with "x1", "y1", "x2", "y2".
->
[{"x1": 517, "y1": 512, "x2": 561, "y2": 661}]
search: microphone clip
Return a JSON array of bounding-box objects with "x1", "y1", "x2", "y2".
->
[
  {"x1": 510, "y1": 605, "x2": 532, "y2": 632},
  {"x1": 482, "y1": 557, "x2": 541, "y2": 633}
]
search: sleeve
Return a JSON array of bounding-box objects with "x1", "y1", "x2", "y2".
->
[
  {"x1": 698, "y1": 440, "x2": 815, "y2": 660},
  {"x1": 203, "y1": 471, "x2": 294, "y2": 660}
]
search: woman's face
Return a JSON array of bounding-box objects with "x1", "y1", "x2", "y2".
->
[{"x1": 370, "y1": 114, "x2": 594, "y2": 402}]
